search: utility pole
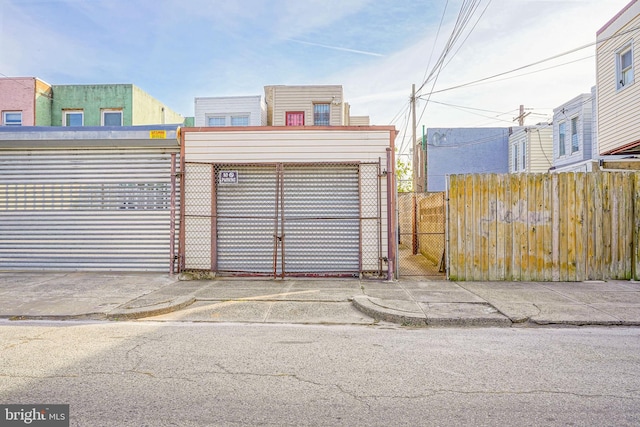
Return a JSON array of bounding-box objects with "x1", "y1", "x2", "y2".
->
[
  {"x1": 411, "y1": 84, "x2": 418, "y2": 192},
  {"x1": 410, "y1": 84, "x2": 418, "y2": 255},
  {"x1": 514, "y1": 104, "x2": 531, "y2": 126}
]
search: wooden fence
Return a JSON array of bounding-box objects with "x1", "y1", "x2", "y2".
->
[{"x1": 448, "y1": 172, "x2": 640, "y2": 281}]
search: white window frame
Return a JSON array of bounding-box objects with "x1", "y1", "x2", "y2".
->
[
  {"x1": 205, "y1": 113, "x2": 251, "y2": 127},
  {"x1": 230, "y1": 115, "x2": 249, "y2": 126},
  {"x1": 101, "y1": 109, "x2": 123, "y2": 126},
  {"x1": 207, "y1": 116, "x2": 226, "y2": 127},
  {"x1": 616, "y1": 41, "x2": 634, "y2": 90},
  {"x1": 2, "y1": 111, "x2": 22, "y2": 126},
  {"x1": 513, "y1": 143, "x2": 519, "y2": 172},
  {"x1": 558, "y1": 121, "x2": 566, "y2": 157},
  {"x1": 521, "y1": 141, "x2": 526, "y2": 171},
  {"x1": 64, "y1": 110, "x2": 84, "y2": 126},
  {"x1": 313, "y1": 103, "x2": 331, "y2": 126},
  {"x1": 571, "y1": 116, "x2": 579, "y2": 153}
]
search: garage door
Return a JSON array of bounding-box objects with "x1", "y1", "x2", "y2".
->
[
  {"x1": 0, "y1": 149, "x2": 179, "y2": 272},
  {"x1": 212, "y1": 163, "x2": 360, "y2": 276}
]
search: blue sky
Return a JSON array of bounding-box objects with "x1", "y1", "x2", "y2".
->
[{"x1": 0, "y1": 0, "x2": 633, "y2": 153}]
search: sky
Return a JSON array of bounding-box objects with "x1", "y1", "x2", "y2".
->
[{"x1": 0, "y1": 0, "x2": 633, "y2": 154}]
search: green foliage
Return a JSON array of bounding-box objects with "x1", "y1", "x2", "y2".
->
[{"x1": 396, "y1": 155, "x2": 412, "y2": 192}]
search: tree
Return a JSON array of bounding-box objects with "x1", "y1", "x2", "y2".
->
[{"x1": 396, "y1": 154, "x2": 412, "y2": 193}]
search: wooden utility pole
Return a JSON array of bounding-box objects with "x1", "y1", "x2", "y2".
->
[
  {"x1": 411, "y1": 84, "x2": 418, "y2": 192},
  {"x1": 514, "y1": 104, "x2": 531, "y2": 126},
  {"x1": 410, "y1": 84, "x2": 418, "y2": 255}
]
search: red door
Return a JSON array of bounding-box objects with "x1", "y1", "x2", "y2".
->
[{"x1": 286, "y1": 112, "x2": 305, "y2": 126}]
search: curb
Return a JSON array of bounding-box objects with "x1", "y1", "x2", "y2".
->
[
  {"x1": 3, "y1": 313, "x2": 108, "y2": 321},
  {"x1": 352, "y1": 295, "x2": 427, "y2": 326},
  {"x1": 107, "y1": 296, "x2": 196, "y2": 320},
  {"x1": 352, "y1": 295, "x2": 512, "y2": 328}
]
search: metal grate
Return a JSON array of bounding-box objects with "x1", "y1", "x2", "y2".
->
[
  {"x1": 181, "y1": 162, "x2": 385, "y2": 278},
  {"x1": 397, "y1": 192, "x2": 446, "y2": 277},
  {"x1": 0, "y1": 150, "x2": 180, "y2": 272}
]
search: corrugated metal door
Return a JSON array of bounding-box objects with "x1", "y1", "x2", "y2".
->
[
  {"x1": 215, "y1": 165, "x2": 278, "y2": 274},
  {"x1": 213, "y1": 163, "x2": 359, "y2": 276},
  {"x1": 0, "y1": 149, "x2": 178, "y2": 272},
  {"x1": 282, "y1": 165, "x2": 359, "y2": 275}
]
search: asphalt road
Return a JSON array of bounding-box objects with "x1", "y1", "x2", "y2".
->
[{"x1": 1, "y1": 321, "x2": 639, "y2": 426}]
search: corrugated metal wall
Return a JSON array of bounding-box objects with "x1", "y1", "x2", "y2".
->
[
  {"x1": 216, "y1": 165, "x2": 278, "y2": 274},
  {"x1": 0, "y1": 149, "x2": 179, "y2": 272},
  {"x1": 281, "y1": 165, "x2": 359, "y2": 274},
  {"x1": 184, "y1": 163, "x2": 361, "y2": 276}
]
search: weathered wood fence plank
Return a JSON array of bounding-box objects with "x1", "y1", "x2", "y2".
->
[{"x1": 447, "y1": 172, "x2": 638, "y2": 281}]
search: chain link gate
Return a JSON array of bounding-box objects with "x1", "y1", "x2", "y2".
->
[
  {"x1": 180, "y1": 161, "x2": 386, "y2": 278},
  {"x1": 397, "y1": 192, "x2": 446, "y2": 277}
]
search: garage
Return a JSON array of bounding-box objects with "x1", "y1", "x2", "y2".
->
[
  {"x1": 180, "y1": 126, "x2": 396, "y2": 279},
  {"x1": 0, "y1": 126, "x2": 180, "y2": 272}
]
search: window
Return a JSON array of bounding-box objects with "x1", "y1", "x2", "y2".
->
[
  {"x1": 207, "y1": 116, "x2": 226, "y2": 127},
  {"x1": 3, "y1": 111, "x2": 22, "y2": 126},
  {"x1": 571, "y1": 117, "x2": 579, "y2": 153},
  {"x1": 286, "y1": 111, "x2": 305, "y2": 126},
  {"x1": 558, "y1": 122, "x2": 566, "y2": 156},
  {"x1": 617, "y1": 42, "x2": 634, "y2": 89},
  {"x1": 64, "y1": 110, "x2": 83, "y2": 126},
  {"x1": 313, "y1": 103, "x2": 330, "y2": 126},
  {"x1": 513, "y1": 144, "x2": 519, "y2": 172},
  {"x1": 521, "y1": 141, "x2": 526, "y2": 170},
  {"x1": 102, "y1": 109, "x2": 123, "y2": 126},
  {"x1": 230, "y1": 115, "x2": 249, "y2": 126}
]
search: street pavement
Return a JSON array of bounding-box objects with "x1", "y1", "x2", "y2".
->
[{"x1": 1, "y1": 272, "x2": 640, "y2": 327}]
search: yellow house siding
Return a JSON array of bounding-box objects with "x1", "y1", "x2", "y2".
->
[
  {"x1": 132, "y1": 86, "x2": 184, "y2": 125},
  {"x1": 509, "y1": 127, "x2": 552, "y2": 173},
  {"x1": 596, "y1": 5, "x2": 640, "y2": 154},
  {"x1": 184, "y1": 129, "x2": 390, "y2": 164},
  {"x1": 349, "y1": 116, "x2": 371, "y2": 126},
  {"x1": 528, "y1": 127, "x2": 553, "y2": 173},
  {"x1": 264, "y1": 85, "x2": 344, "y2": 126}
]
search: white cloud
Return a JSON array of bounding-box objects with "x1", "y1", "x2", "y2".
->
[{"x1": 338, "y1": 0, "x2": 631, "y2": 144}]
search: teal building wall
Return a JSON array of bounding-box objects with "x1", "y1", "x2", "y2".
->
[
  {"x1": 51, "y1": 84, "x2": 183, "y2": 126},
  {"x1": 51, "y1": 84, "x2": 133, "y2": 126}
]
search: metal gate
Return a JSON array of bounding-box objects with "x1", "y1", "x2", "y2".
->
[
  {"x1": 0, "y1": 149, "x2": 180, "y2": 272},
  {"x1": 182, "y1": 162, "x2": 382, "y2": 277},
  {"x1": 397, "y1": 192, "x2": 446, "y2": 277}
]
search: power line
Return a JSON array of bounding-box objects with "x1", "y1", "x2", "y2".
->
[
  {"x1": 418, "y1": 23, "x2": 640, "y2": 100},
  {"x1": 415, "y1": 0, "x2": 492, "y2": 129},
  {"x1": 420, "y1": 0, "x2": 450, "y2": 89}
]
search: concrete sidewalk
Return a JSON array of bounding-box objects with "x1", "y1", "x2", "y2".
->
[{"x1": 1, "y1": 272, "x2": 639, "y2": 327}]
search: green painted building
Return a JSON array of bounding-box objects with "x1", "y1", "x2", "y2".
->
[{"x1": 51, "y1": 84, "x2": 184, "y2": 127}]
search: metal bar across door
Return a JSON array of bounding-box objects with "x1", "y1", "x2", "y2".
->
[{"x1": 181, "y1": 161, "x2": 387, "y2": 278}]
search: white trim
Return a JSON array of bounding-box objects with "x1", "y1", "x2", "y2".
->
[
  {"x1": 2, "y1": 111, "x2": 22, "y2": 126},
  {"x1": 205, "y1": 113, "x2": 251, "y2": 127},
  {"x1": 64, "y1": 110, "x2": 84, "y2": 127},
  {"x1": 616, "y1": 40, "x2": 634, "y2": 90},
  {"x1": 101, "y1": 109, "x2": 123, "y2": 126},
  {"x1": 558, "y1": 121, "x2": 567, "y2": 157},
  {"x1": 570, "y1": 116, "x2": 580, "y2": 153}
]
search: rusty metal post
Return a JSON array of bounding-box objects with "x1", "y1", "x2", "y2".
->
[
  {"x1": 211, "y1": 165, "x2": 218, "y2": 272},
  {"x1": 387, "y1": 147, "x2": 397, "y2": 281},
  {"x1": 412, "y1": 193, "x2": 418, "y2": 255},
  {"x1": 273, "y1": 164, "x2": 281, "y2": 279},
  {"x1": 169, "y1": 153, "x2": 176, "y2": 274}
]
